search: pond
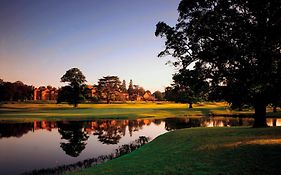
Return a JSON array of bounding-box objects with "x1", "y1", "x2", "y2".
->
[{"x1": 0, "y1": 117, "x2": 280, "y2": 175}]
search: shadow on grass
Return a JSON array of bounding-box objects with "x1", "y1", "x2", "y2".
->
[{"x1": 210, "y1": 144, "x2": 281, "y2": 175}]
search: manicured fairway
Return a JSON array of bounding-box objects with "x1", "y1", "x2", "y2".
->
[
  {"x1": 66, "y1": 126, "x2": 281, "y2": 175},
  {"x1": 0, "y1": 102, "x2": 256, "y2": 121}
]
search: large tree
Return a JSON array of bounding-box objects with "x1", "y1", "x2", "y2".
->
[
  {"x1": 172, "y1": 62, "x2": 209, "y2": 108},
  {"x1": 60, "y1": 68, "x2": 86, "y2": 107},
  {"x1": 97, "y1": 76, "x2": 122, "y2": 104},
  {"x1": 156, "y1": 0, "x2": 281, "y2": 127}
]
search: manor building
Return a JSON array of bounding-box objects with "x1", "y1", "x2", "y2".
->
[{"x1": 33, "y1": 86, "x2": 58, "y2": 101}]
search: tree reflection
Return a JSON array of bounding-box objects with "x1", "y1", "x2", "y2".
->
[
  {"x1": 93, "y1": 120, "x2": 126, "y2": 144},
  {"x1": 164, "y1": 118, "x2": 200, "y2": 131},
  {"x1": 90, "y1": 119, "x2": 151, "y2": 144},
  {"x1": 58, "y1": 121, "x2": 89, "y2": 157},
  {"x1": 128, "y1": 119, "x2": 145, "y2": 137},
  {"x1": 153, "y1": 119, "x2": 162, "y2": 125},
  {"x1": 0, "y1": 122, "x2": 33, "y2": 138}
]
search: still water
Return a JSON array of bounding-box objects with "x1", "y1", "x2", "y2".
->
[{"x1": 0, "y1": 117, "x2": 280, "y2": 175}]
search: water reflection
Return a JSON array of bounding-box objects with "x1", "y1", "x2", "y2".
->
[
  {"x1": 267, "y1": 118, "x2": 281, "y2": 126},
  {"x1": 0, "y1": 122, "x2": 33, "y2": 138},
  {"x1": 23, "y1": 136, "x2": 150, "y2": 175},
  {"x1": 0, "y1": 117, "x2": 280, "y2": 175},
  {"x1": 1, "y1": 117, "x2": 281, "y2": 140},
  {"x1": 58, "y1": 122, "x2": 89, "y2": 157},
  {"x1": 92, "y1": 120, "x2": 126, "y2": 144},
  {"x1": 164, "y1": 117, "x2": 256, "y2": 131}
]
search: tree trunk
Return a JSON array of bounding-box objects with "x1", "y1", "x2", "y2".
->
[
  {"x1": 238, "y1": 106, "x2": 243, "y2": 111},
  {"x1": 73, "y1": 85, "x2": 79, "y2": 108},
  {"x1": 253, "y1": 100, "x2": 268, "y2": 127},
  {"x1": 273, "y1": 118, "x2": 277, "y2": 127},
  {"x1": 239, "y1": 118, "x2": 243, "y2": 126},
  {"x1": 189, "y1": 103, "x2": 193, "y2": 109},
  {"x1": 273, "y1": 106, "x2": 277, "y2": 113}
]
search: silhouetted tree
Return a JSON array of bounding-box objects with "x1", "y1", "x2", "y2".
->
[
  {"x1": 172, "y1": 62, "x2": 209, "y2": 108},
  {"x1": 128, "y1": 79, "x2": 134, "y2": 100},
  {"x1": 165, "y1": 85, "x2": 196, "y2": 106},
  {"x1": 134, "y1": 85, "x2": 145, "y2": 96},
  {"x1": 121, "y1": 80, "x2": 127, "y2": 93},
  {"x1": 57, "y1": 86, "x2": 73, "y2": 104},
  {"x1": 153, "y1": 91, "x2": 164, "y2": 101},
  {"x1": 156, "y1": 0, "x2": 281, "y2": 127},
  {"x1": 60, "y1": 68, "x2": 86, "y2": 107},
  {"x1": 97, "y1": 76, "x2": 122, "y2": 104},
  {"x1": 129, "y1": 85, "x2": 145, "y2": 101},
  {"x1": 164, "y1": 87, "x2": 176, "y2": 101}
]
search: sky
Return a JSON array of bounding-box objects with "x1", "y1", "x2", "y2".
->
[{"x1": 0, "y1": 0, "x2": 180, "y2": 92}]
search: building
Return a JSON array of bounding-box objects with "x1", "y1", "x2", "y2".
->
[
  {"x1": 33, "y1": 86, "x2": 58, "y2": 101},
  {"x1": 143, "y1": 91, "x2": 156, "y2": 101}
]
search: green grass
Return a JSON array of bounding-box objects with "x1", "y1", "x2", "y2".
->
[
  {"x1": 66, "y1": 126, "x2": 281, "y2": 175},
  {"x1": 0, "y1": 102, "x2": 257, "y2": 121}
]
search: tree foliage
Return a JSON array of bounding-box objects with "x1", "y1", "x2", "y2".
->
[
  {"x1": 128, "y1": 79, "x2": 134, "y2": 99},
  {"x1": 97, "y1": 76, "x2": 122, "y2": 104},
  {"x1": 121, "y1": 80, "x2": 127, "y2": 93},
  {"x1": 57, "y1": 86, "x2": 72, "y2": 104},
  {"x1": 126, "y1": 80, "x2": 146, "y2": 101},
  {"x1": 153, "y1": 91, "x2": 164, "y2": 101},
  {"x1": 0, "y1": 80, "x2": 33, "y2": 102},
  {"x1": 60, "y1": 68, "x2": 86, "y2": 107},
  {"x1": 172, "y1": 62, "x2": 209, "y2": 108},
  {"x1": 156, "y1": 0, "x2": 281, "y2": 127},
  {"x1": 61, "y1": 68, "x2": 86, "y2": 86}
]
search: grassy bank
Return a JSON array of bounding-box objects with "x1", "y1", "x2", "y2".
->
[
  {"x1": 67, "y1": 126, "x2": 281, "y2": 175},
  {"x1": 0, "y1": 102, "x2": 257, "y2": 121}
]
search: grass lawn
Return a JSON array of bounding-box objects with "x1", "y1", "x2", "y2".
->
[
  {"x1": 0, "y1": 102, "x2": 259, "y2": 121},
  {"x1": 66, "y1": 126, "x2": 281, "y2": 175}
]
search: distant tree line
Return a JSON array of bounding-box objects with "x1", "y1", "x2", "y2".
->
[
  {"x1": 0, "y1": 69, "x2": 225, "y2": 108},
  {"x1": 0, "y1": 79, "x2": 33, "y2": 102},
  {"x1": 2, "y1": 68, "x2": 212, "y2": 106},
  {"x1": 0, "y1": 76, "x2": 165, "y2": 105}
]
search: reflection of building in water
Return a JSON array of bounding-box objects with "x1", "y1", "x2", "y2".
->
[
  {"x1": 33, "y1": 121, "x2": 57, "y2": 131},
  {"x1": 3, "y1": 117, "x2": 274, "y2": 141},
  {"x1": 201, "y1": 117, "x2": 255, "y2": 127},
  {"x1": 164, "y1": 117, "x2": 256, "y2": 130},
  {"x1": 202, "y1": 120, "x2": 224, "y2": 127},
  {"x1": 267, "y1": 119, "x2": 281, "y2": 126}
]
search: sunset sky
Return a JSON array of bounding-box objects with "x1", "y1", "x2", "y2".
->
[{"x1": 0, "y1": 0, "x2": 180, "y2": 91}]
